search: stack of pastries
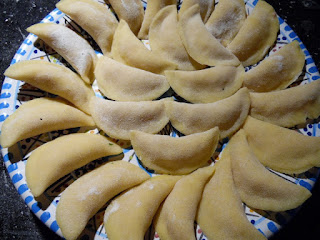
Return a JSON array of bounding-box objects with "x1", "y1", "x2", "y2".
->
[{"x1": 1, "y1": 0, "x2": 320, "y2": 239}]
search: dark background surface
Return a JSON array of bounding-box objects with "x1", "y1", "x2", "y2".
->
[{"x1": 0, "y1": 0, "x2": 320, "y2": 239}]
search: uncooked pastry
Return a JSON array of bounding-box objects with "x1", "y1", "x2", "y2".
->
[
  {"x1": 0, "y1": 98, "x2": 95, "y2": 148},
  {"x1": 26, "y1": 133, "x2": 122, "y2": 197},
  {"x1": 130, "y1": 127, "x2": 219, "y2": 174}
]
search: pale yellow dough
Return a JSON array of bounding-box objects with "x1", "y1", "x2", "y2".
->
[
  {"x1": 26, "y1": 133, "x2": 122, "y2": 197},
  {"x1": 165, "y1": 65, "x2": 244, "y2": 103},
  {"x1": 149, "y1": 5, "x2": 204, "y2": 70},
  {"x1": 56, "y1": 0, "x2": 118, "y2": 55},
  {"x1": 243, "y1": 41, "x2": 305, "y2": 92},
  {"x1": 205, "y1": 0, "x2": 246, "y2": 46},
  {"x1": 56, "y1": 161, "x2": 150, "y2": 240},
  {"x1": 138, "y1": 0, "x2": 177, "y2": 39},
  {"x1": 155, "y1": 167, "x2": 214, "y2": 240},
  {"x1": 104, "y1": 175, "x2": 181, "y2": 240},
  {"x1": 165, "y1": 87, "x2": 250, "y2": 139},
  {"x1": 111, "y1": 20, "x2": 176, "y2": 74},
  {"x1": 179, "y1": 0, "x2": 215, "y2": 23},
  {"x1": 90, "y1": 97, "x2": 169, "y2": 140},
  {"x1": 250, "y1": 80, "x2": 320, "y2": 127},
  {"x1": 4, "y1": 60, "x2": 94, "y2": 115},
  {"x1": 230, "y1": 130, "x2": 312, "y2": 211},
  {"x1": 179, "y1": 4, "x2": 240, "y2": 67},
  {"x1": 27, "y1": 23, "x2": 97, "y2": 84},
  {"x1": 130, "y1": 127, "x2": 219, "y2": 175},
  {"x1": 94, "y1": 56, "x2": 170, "y2": 101},
  {"x1": 228, "y1": 0, "x2": 279, "y2": 66},
  {"x1": 196, "y1": 145, "x2": 267, "y2": 240},
  {"x1": 108, "y1": 0, "x2": 144, "y2": 35},
  {"x1": 0, "y1": 98, "x2": 95, "y2": 148},
  {"x1": 243, "y1": 116, "x2": 320, "y2": 174}
]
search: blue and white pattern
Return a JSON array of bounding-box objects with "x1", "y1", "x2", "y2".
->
[{"x1": 0, "y1": 0, "x2": 319, "y2": 239}]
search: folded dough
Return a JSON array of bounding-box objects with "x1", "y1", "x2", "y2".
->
[
  {"x1": 179, "y1": 4, "x2": 240, "y2": 67},
  {"x1": 108, "y1": 0, "x2": 144, "y2": 35},
  {"x1": 56, "y1": 0, "x2": 118, "y2": 55},
  {"x1": 230, "y1": 130, "x2": 312, "y2": 211},
  {"x1": 27, "y1": 23, "x2": 97, "y2": 84},
  {"x1": 149, "y1": 5, "x2": 204, "y2": 70},
  {"x1": 250, "y1": 80, "x2": 320, "y2": 127},
  {"x1": 4, "y1": 60, "x2": 94, "y2": 115},
  {"x1": 104, "y1": 175, "x2": 181, "y2": 240},
  {"x1": 26, "y1": 133, "x2": 122, "y2": 197},
  {"x1": 205, "y1": 0, "x2": 246, "y2": 46},
  {"x1": 94, "y1": 56, "x2": 170, "y2": 101},
  {"x1": 243, "y1": 116, "x2": 320, "y2": 174},
  {"x1": 179, "y1": 0, "x2": 215, "y2": 23},
  {"x1": 138, "y1": 0, "x2": 177, "y2": 39},
  {"x1": 165, "y1": 65, "x2": 244, "y2": 103},
  {"x1": 130, "y1": 127, "x2": 219, "y2": 175},
  {"x1": 111, "y1": 20, "x2": 176, "y2": 74},
  {"x1": 155, "y1": 166, "x2": 214, "y2": 240},
  {"x1": 90, "y1": 97, "x2": 169, "y2": 140},
  {"x1": 243, "y1": 41, "x2": 305, "y2": 92},
  {"x1": 56, "y1": 161, "x2": 150, "y2": 240},
  {"x1": 228, "y1": 0, "x2": 279, "y2": 66},
  {"x1": 196, "y1": 145, "x2": 267, "y2": 240},
  {"x1": 165, "y1": 87, "x2": 250, "y2": 139},
  {"x1": 0, "y1": 98, "x2": 95, "y2": 148}
]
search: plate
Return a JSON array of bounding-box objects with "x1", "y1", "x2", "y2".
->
[{"x1": 0, "y1": 0, "x2": 320, "y2": 239}]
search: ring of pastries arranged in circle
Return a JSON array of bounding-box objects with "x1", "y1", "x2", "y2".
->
[{"x1": 2, "y1": 0, "x2": 320, "y2": 240}]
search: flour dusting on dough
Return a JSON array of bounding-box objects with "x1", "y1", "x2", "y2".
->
[
  {"x1": 79, "y1": 187, "x2": 102, "y2": 201},
  {"x1": 104, "y1": 201, "x2": 120, "y2": 222}
]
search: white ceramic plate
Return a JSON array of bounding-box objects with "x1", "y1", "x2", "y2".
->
[{"x1": 1, "y1": 0, "x2": 319, "y2": 239}]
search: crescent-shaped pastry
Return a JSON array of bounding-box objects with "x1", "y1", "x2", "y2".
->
[
  {"x1": 227, "y1": 0, "x2": 279, "y2": 67},
  {"x1": 243, "y1": 116, "x2": 320, "y2": 174},
  {"x1": 0, "y1": 98, "x2": 95, "y2": 148},
  {"x1": 205, "y1": 0, "x2": 246, "y2": 47},
  {"x1": 111, "y1": 20, "x2": 176, "y2": 74},
  {"x1": 149, "y1": 5, "x2": 204, "y2": 71},
  {"x1": 94, "y1": 56, "x2": 170, "y2": 101},
  {"x1": 250, "y1": 80, "x2": 320, "y2": 127},
  {"x1": 104, "y1": 175, "x2": 181, "y2": 240},
  {"x1": 165, "y1": 87, "x2": 250, "y2": 139},
  {"x1": 108, "y1": 0, "x2": 144, "y2": 35},
  {"x1": 90, "y1": 97, "x2": 169, "y2": 140},
  {"x1": 229, "y1": 130, "x2": 312, "y2": 211},
  {"x1": 27, "y1": 23, "x2": 97, "y2": 84},
  {"x1": 154, "y1": 166, "x2": 214, "y2": 240},
  {"x1": 138, "y1": 0, "x2": 176, "y2": 39},
  {"x1": 130, "y1": 127, "x2": 219, "y2": 175},
  {"x1": 243, "y1": 41, "x2": 305, "y2": 92},
  {"x1": 179, "y1": 0, "x2": 215, "y2": 23},
  {"x1": 4, "y1": 60, "x2": 94, "y2": 115},
  {"x1": 56, "y1": 161, "x2": 150, "y2": 240},
  {"x1": 56, "y1": 0, "x2": 118, "y2": 55},
  {"x1": 165, "y1": 65, "x2": 244, "y2": 103},
  {"x1": 196, "y1": 146, "x2": 267, "y2": 240},
  {"x1": 26, "y1": 133, "x2": 122, "y2": 197},
  {"x1": 178, "y1": 4, "x2": 240, "y2": 67}
]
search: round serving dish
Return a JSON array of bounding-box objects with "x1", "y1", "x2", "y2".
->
[{"x1": 1, "y1": 0, "x2": 319, "y2": 239}]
